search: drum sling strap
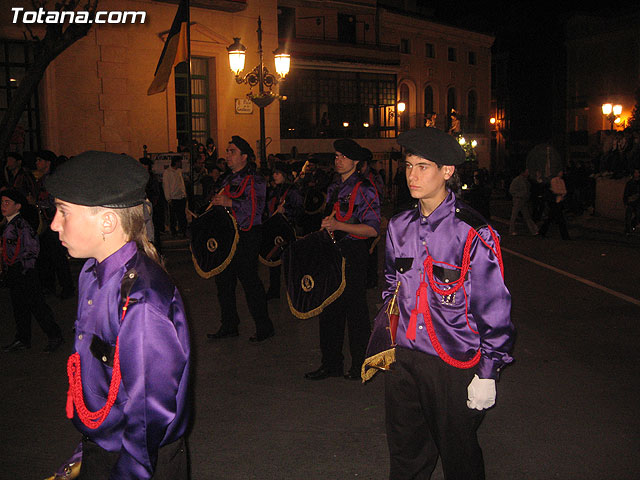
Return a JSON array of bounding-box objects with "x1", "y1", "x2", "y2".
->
[
  {"x1": 66, "y1": 269, "x2": 138, "y2": 429},
  {"x1": 406, "y1": 226, "x2": 504, "y2": 369}
]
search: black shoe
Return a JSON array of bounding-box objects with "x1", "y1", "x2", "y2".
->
[
  {"x1": 343, "y1": 370, "x2": 361, "y2": 381},
  {"x1": 207, "y1": 328, "x2": 239, "y2": 339},
  {"x1": 304, "y1": 366, "x2": 343, "y2": 380},
  {"x1": 249, "y1": 329, "x2": 275, "y2": 343},
  {"x1": 3, "y1": 340, "x2": 31, "y2": 352},
  {"x1": 43, "y1": 337, "x2": 65, "y2": 353}
]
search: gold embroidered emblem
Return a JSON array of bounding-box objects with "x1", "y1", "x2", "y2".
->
[
  {"x1": 301, "y1": 274, "x2": 315, "y2": 292},
  {"x1": 206, "y1": 238, "x2": 218, "y2": 252}
]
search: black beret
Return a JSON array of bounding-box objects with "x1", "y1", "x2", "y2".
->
[
  {"x1": 46, "y1": 151, "x2": 149, "y2": 208},
  {"x1": 273, "y1": 161, "x2": 290, "y2": 175},
  {"x1": 230, "y1": 135, "x2": 255, "y2": 160},
  {"x1": 1, "y1": 188, "x2": 28, "y2": 207},
  {"x1": 36, "y1": 150, "x2": 57, "y2": 164},
  {"x1": 361, "y1": 147, "x2": 373, "y2": 162},
  {"x1": 333, "y1": 139, "x2": 368, "y2": 161},
  {"x1": 397, "y1": 127, "x2": 466, "y2": 166}
]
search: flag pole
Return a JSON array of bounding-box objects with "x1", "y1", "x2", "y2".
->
[{"x1": 186, "y1": 0, "x2": 194, "y2": 189}]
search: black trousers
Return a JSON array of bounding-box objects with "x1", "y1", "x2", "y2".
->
[
  {"x1": 8, "y1": 266, "x2": 61, "y2": 345},
  {"x1": 318, "y1": 239, "x2": 370, "y2": 373},
  {"x1": 385, "y1": 348, "x2": 486, "y2": 480},
  {"x1": 79, "y1": 436, "x2": 187, "y2": 479},
  {"x1": 539, "y1": 201, "x2": 569, "y2": 240},
  {"x1": 168, "y1": 198, "x2": 187, "y2": 235},
  {"x1": 267, "y1": 264, "x2": 281, "y2": 295},
  {"x1": 214, "y1": 226, "x2": 273, "y2": 336}
]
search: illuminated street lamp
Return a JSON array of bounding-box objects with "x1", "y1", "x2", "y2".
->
[
  {"x1": 602, "y1": 103, "x2": 622, "y2": 131},
  {"x1": 228, "y1": 16, "x2": 290, "y2": 166}
]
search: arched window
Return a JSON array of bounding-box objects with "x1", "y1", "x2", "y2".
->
[
  {"x1": 424, "y1": 85, "x2": 434, "y2": 116},
  {"x1": 399, "y1": 83, "x2": 410, "y2": 131},
  {"x1": 447, "y1": 87, "x2": 456, "y2": 130},
  {"x1": 467, "y1": 90, "x2": 477, "y2": 131}
]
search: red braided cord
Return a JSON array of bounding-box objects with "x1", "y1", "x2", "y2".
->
[
  {"x1": 334, "y1": 181, "x2": 362, "y2": 222},
  {"x1": 409, "y1": 228, "x2": 481, "y2": 368},
  {"x1": 66, "y1": 297, "x2": 130, "y2": 428},
  {"x1": 2, "y1": 234, "x2": 21, "y2": 266},
  {"x1": 224, "y1": 176, "x2": 256, "y2": 231}
]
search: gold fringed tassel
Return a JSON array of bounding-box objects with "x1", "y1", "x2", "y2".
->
[{"x1": 360, "y1": 347, "x2": 396, "y2": 383}]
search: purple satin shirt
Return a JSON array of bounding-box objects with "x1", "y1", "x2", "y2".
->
[
  {"x1": 72, "y1": 242, "x2": 190, "y2": 479},
  {"x1": 325, "y1": 171, "x2": 381, "y2": 239},
  {"x1": 219, "y1": 165, "x2": 266, "y2": 230},
  {"x1": 1, "y1": 214, "x2": 39, "y2": 272},
  {"x1": 383, "y1": 192, "x2": 514, "y2": 379}
]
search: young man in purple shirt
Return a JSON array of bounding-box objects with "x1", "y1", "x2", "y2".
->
[
  {"x1": 304, "y1": 138, "x2": 381, "y2": 380},
  {"x1": 383, "y1": 128, "x2": 515, "y2": 479},
  {"x1": 206, "y1": 136, "x2": 274, "y2": 342}
]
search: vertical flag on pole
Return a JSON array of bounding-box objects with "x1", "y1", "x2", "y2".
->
[{"x1": 147, "y1": 0, "x2": 189, "y2": 95}]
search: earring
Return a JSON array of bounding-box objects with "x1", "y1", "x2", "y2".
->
[{"x1": 101, "y1": 231, "x2": 105, "y2": 241}]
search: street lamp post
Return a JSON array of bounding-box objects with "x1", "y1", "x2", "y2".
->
[
  {"x1": 601, "y1": 103, "x2": 623, "y2": 131},
  {"x1": 227, "y1": 17, "x2": 290, "y2": 168}
]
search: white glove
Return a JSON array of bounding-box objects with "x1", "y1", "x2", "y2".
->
[{"x1": 466, "y1": 374, "x2": 496, "y2": 410}]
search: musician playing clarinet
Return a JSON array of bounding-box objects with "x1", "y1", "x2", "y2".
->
[
  {"x1": 305, "y1": 138, "x2": 381, "y2": 381},
  {"x1": 265, "y1": 161, "x2": 303, "y2": 300},
  {"x1": 382, "y1": 127, "x2": 515, "y2": 479},
  {"x1": 206, "y1": 136, "x2": 275, "y2": 342}
]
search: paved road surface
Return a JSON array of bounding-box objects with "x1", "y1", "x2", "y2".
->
[{"x1": 1, "y1": 211, "x2": 639, "y2": 479}]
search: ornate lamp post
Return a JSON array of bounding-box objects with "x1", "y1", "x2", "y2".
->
[
  {"x1": 602, "y1": 103, "x2": 623, "y2": 131},
  {"x1": 227, "y1": 16, "x2": 290, "y2": 167}
]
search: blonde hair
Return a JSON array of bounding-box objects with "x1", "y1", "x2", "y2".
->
[{"x1": 90, "y1": 204, "x2": 164, "y2": 268}]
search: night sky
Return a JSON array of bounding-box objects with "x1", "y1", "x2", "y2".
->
[{"x1": 427, "y1": 1, "x2": 640, "y2": 145}]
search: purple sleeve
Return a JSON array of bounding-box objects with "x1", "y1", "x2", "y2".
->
[
  {"x1": 469, "y1": 228, "x2": 515, "y2": 379},
  {"x1": 382, "y1": 222, "x2": 397, "y2": 303},
  {"x1": 19, "y1": 219, "x2": 39, "y2": 271},
  {"x1": 109, "y1": 299, "x2": 189, "y2": 479},
  {"x1": 285, "y1": 188, "x2": 304, "y2": 224},
  {"x1": 354, "y1": 183, "x2": 381, "y2": 234}
]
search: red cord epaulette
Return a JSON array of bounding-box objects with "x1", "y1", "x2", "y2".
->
[
  {"x1": 223, "y1": 175, "x2": 256, "y2": 231},
  {"x1": 407, "y1": 226, "x2": 504, "y2": 369},
  {"x1": 66, "y1": 297, "x2": 131, "y2": 428},
  {"x1": 332, "y1": 181, "x2": 380, "y2": 240}
]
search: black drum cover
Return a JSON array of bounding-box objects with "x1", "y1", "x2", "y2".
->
[
  {"x1": 282, "y1": 230, "x2": 346, "y2": 319},
  {"x1": 259, "y1": 213, "x2": 297, "y2": 267},
  {"x1": 190, "y1": 206, "x2": 239, "y2": 278}
]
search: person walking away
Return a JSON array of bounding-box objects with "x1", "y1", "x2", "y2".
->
[
  {"x1": 1, "y1": 189, "x2": 63, "y2": 353},
  {"x1": 539, "y1": 169, "x2": 570, "y2": 240},
  {"x1": 46, "y1": 151, "x2": 190, "y2": 478},
  {"x1": 508, "y1": 167, "x2": 539, "y2": 236},
  {"x1": 162, "y1": 157, "x2": 187, "y2": 237},
  {"x1": 381, "y1": 127, "x2": 515, "y2": 479}
]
